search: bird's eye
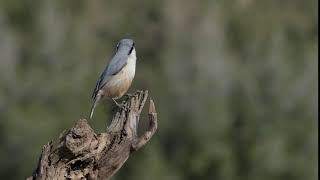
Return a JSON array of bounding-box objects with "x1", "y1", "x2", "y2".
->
[{"x1": 116, "y1": 43, "x2": 120, "y2": 49}]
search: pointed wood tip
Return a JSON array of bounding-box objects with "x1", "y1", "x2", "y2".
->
[{"x1": 148, "y1": 99, "x2": 156, "y2": 114}]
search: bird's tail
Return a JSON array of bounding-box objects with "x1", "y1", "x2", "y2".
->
[{"x1": 89, "y1": 94, "x2": 101, "y2": 119}]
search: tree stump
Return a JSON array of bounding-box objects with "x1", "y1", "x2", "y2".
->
[{"x1": 27, "y1": 90, "x2": 157, "y2": 180}]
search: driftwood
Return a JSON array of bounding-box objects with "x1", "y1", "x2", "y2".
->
[{"x1": 27, "y1": 90, "x2": 157, "y2": 180}]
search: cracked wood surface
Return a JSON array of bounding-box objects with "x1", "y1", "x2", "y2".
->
[{"x1": 27, "y1": 90, "x2": 157, "y2": 180}]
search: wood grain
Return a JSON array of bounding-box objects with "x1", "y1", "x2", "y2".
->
[{"x1": 27, "y1": 90, "x2": 157, "y2": 180}]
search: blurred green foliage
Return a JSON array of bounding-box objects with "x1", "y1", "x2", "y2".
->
[{"x1": 0, "y1": 0, "x2": 318, "y2": 179}]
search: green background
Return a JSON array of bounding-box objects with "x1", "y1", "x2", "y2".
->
[{"x1": 0, "y1": 0, "x2": 318, "y2": 179}]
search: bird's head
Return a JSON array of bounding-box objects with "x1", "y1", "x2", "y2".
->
[{"x1": 116, "y1": 39, "x2": 135, "y2": 56}]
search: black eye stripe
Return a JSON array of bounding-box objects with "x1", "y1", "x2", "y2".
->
[{"x1": 128, "y1": 43, "x2": 135, "y2": 55}]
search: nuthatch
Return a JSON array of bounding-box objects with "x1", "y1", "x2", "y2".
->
[{"x1": 90, "y1": 39, "x2": 136, "y2": 119}]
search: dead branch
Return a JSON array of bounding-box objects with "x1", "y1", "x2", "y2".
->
[{"x1": 27, "y1": 90, "x2": 157, "y2": 180}]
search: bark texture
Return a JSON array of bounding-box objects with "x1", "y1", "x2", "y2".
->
[{"x1": 27, "y1": 90, "x2": 157, "y2": 180}]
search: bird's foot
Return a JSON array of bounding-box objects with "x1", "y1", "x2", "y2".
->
[
  {"x1": 123, "y1": 93, "x2": 136, "y2": 100},
  {"x1": 112, "y1": 98, "x2": 129, "y2": 111}
]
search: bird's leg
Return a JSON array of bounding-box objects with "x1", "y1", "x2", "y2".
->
[
  {"x1": 112, "y1": 98, "x2": 122, "y2": 107},
  {"x1": 112, "y1": 98, "x2": 128, "y2": 111}
]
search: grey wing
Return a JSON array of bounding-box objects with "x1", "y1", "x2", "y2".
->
[
  {"x1": 91, "y1": 70, "x2": 107, "y2": 99},
  {"x1": 105, "y1": 53, "x2": 128, "y2": 76},
  {"x1": 91, "y1": 53, "x2": 128, "y2": 99}
]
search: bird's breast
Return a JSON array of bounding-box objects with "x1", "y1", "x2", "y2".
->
[{"x1": 103, "y1": 55, "x2": 136, "y2": 99}]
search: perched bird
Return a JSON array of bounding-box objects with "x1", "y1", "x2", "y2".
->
[{"x1": 89, "y1": 39, "x2": 136, "y2": 119}]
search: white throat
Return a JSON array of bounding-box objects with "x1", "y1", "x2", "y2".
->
[{"x1": 126, "y1": 48, "x2": 136, "y2": 78}]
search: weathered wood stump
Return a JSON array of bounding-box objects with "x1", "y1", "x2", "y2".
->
[{"x1": 27, "y1": 90, "x2": 157, "y2": 180}]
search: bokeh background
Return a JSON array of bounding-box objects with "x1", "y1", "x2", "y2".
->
[{"x1": 0, "y1": 0, "x2": 318, "y2": 179}]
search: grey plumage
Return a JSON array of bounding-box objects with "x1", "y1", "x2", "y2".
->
[
  {"x1": 90, "y1": 39, "x2": 136, "y2": 119},
  {"x1": 106, "y1": 39, "x2": 134, "y2": 76}
]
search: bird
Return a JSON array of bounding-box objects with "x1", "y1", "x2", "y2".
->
[{"x1": 89, "y1": 39, "x2": 136, "y2": 119}]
